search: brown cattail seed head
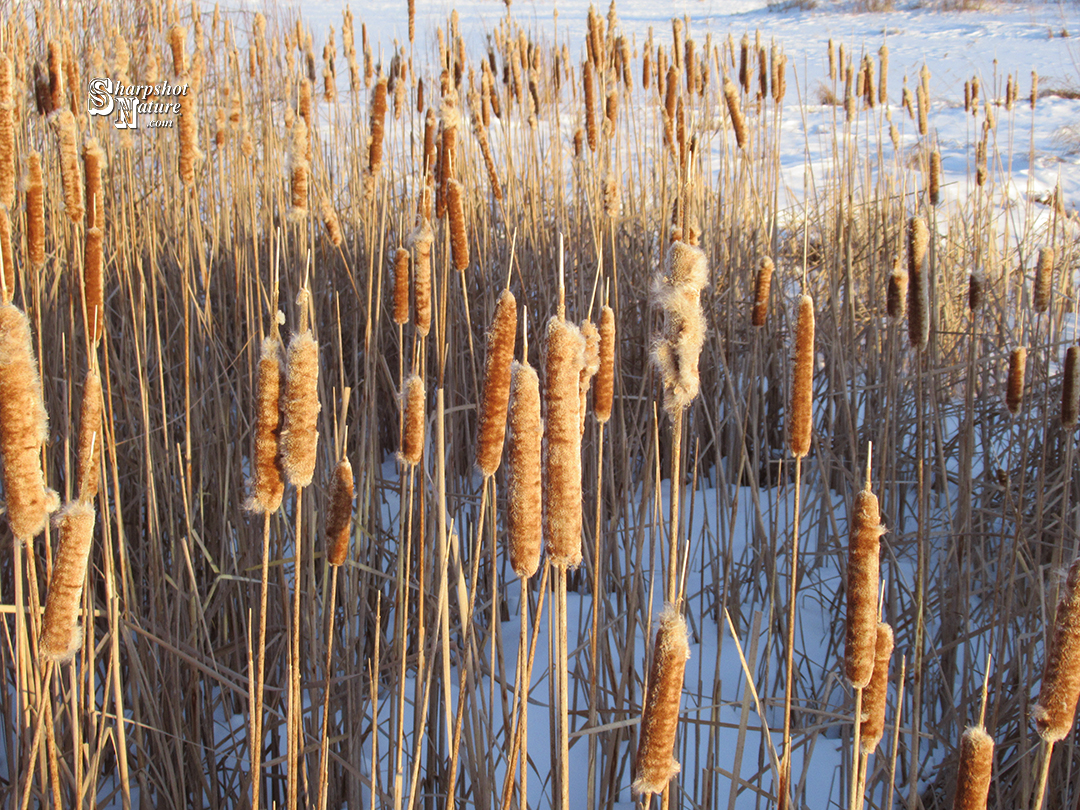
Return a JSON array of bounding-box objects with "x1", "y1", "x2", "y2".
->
[
  {"x1": 1034, "y1": 559, "x2": 1080, "y2": 741},
  {"x1": 48, "y1": 41, "x2": 65, "y2": 114},
  {"x1": 789, "y1": 294, "x2": 815, "y2": 458},
  {"x1": 583, "y1": 59, "x2": 597, "y2": 152},
  {"x1": 26, "y1": 153, "x2": 45, "y2": 269},
  {"x1": 409, "y1": 219, "x2": 434, "y2": 336},
  {"x1": 929, "y1": 150, "x2": 941, "y2": 205},
  {"x1": 723, "y1": 77, "x2": 747, "y2": 150},
  {"x1": 76, "y1": 366, "x2": 103, "y2": 503},
  {"x1": 447, "y1": 178, "x2": 469, "y2": 271},
  {"x1": 888, "y1": 265, "x2": 908, "y2": 320},
  {"x1": 84, "y1": 227, "x2": 104, "y2": 346},
  {"x1": 1031, "y1": 70, "x2": 1038, "y2": 109},
  {"x1": 858, "y1": 622, "x2": 894, "y2": 753},
  {"x1": 0, "y1": 55, "x2": 13, "y2": 209},
  {"x1": 326, "y1": 456, "x2": 354, "y2": 566},
  {"x1": 652, "y1": 241, "x2": 709, "y2": 416},
  {"x1": 579, "y1": 319, "x2": 601, "y2": 434},
  {"x1": 83, "y1": 138, "x2": 105, "y2": 229},
  {"x1": 399, "y1": 373, "x2": 425, "y2": 466},
  {"x1": 953, "y1": 726, "x2": 994, "y2": 810},
  {"x1": 507, "y1": 360, "x2": 542, "y2": 578},
  {"x1": 0, "y1": 304, "x2": 57, "y2": 541},
  {"x1": 907, "y1": 217, "x2": 930, "y2": 350},
  {"x1": 178, "y1": 81, "x2": 202, "y2": 188},
  {"x1": 969, "y1": 271, "x2": 984, "y2": 313},
  {"x1": 1063, "y1": 347, "x2": 1080, "y2": 428},
  {"x1": 0, "y1": 207, "x2": 12, "y2": 304},
  {"x1": 368, "y1": 74, "x2": 388, "y2": 175},
  {"x1": 633, "y1": 605, "x2": 691, "y2": 796},
  {"x1": 168, "y1": 24, "x2": 187, "y2": 75},
  {"x1": 320, "y1": 195, "x2": 342, "y2": 247},
  {"x1": 246, "y1": 336, "x2": 285, "y2": 513},
  {"x1": 594, "y1": 305, "x2": 615, "y2": 423},
  {"x1": 392, "y1": 247, "x2": 410, "y2": 326},
  {"x1": 280, "y1": 329, "x2": 320, "y2": 488},
  {"x1": 845, "y1": 488, "x2": 885, "y2": 688},
  {"x1": 477, "y1": 290, "x2": 517, "y2": 476},
  {"x1": 41, "y1": 502, "x2": 96, "y2": 662},
  {"x1": 752, "y1": 257, "x2": 774, "y2": 327},
  {"x1": 1005, "y1": 346, "x2": 1026, "y2": 416},
  {"x1": 543, "y1": 317, "x2": 585, "y2": 569},
  {"x1": 1034, "y1": 247, "x2": 1054, "y2": 313},
  {"x1": 55, "y1": 110, "x2": 84, "y2": 223}
]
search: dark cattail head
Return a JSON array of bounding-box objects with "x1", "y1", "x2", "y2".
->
[
  {"x1": 1005, "y1": 346, "x2": 1026, "y2": 417},
  {"x1": 399, "y1": 373, "x2": 426, "y2": 466},
  {"x1": 845, "y1": 487, "x2": 885, "y2": 688},
  {"x1": 1034, "y1": 559, "x2": 1080, "y2": 742},
  {"x1": 325, "y1": 455, "x2": 354, "y2": 566},
  {"x1": 594, "y1": 305, "x2": 615, "y2": 423},
  {"x1": 953, "y1": 726, "x2": 994, "y2": 810},
  {"x1": 752, "y1": 257, "x2": 774, "y2": 327},
  {"x1": 1033, "y1": 247, "x2": 1054, "y2": 314},
  {"x1": 789, "y1": 294, "x2": 815, "y2": 458},
  {"x1": 1062, "y1": 346, "x2": 1079, "y2": 429}
]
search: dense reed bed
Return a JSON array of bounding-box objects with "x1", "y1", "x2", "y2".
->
[{"x1": 0, "y1": 1, "x2": 1078, "y2": 809}]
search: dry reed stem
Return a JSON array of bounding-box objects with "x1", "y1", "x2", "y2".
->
[
  {"x1": 1034, "y1": 247, "x2": 1054, "y2": 314},
  {"x1": 789, "y1": 294, "x2": 814, "y2": 458},
  {"x1": 907, "y1": 217, "x2": 929, "y2": 350},
  {"x1": 1062, "y1": 347, "x2": 1079, "y2": 428},
  {"x1": 399, "y1": 373, "x2": 425, "y2": 466},
  {"x1": 633, "y1": 605, "x2": 691, "y2": 796},
  {"x1": 0, "y1": 54, "x2": 13, "y2": 210},
  {"x1": 27, "y1": 152, "x2": 45, "y2": 269},
  {"x1": 507, "y1": 359, "x2": 542, "y2": 578},
  {"x1": 55, "y1": 110, "x2": 84, "y2": 223},
  {"x1": 846, "y1": 488, "x2": 885, "y2": 688},
  {"x1": 392, "y1": 247, "x2": 410, "y2": 326},
  {"x1": 594, "y1": 305, "x2": 615, "y2": 423},
  {"x1": 326, "y1": 456, "x2": 354, "y2": 566},
  {"x1": 84, "y1": 227, "x2": 104, "y2": 346},
  {"x1": 578, "y1": 320, "x2": 600, "y2": 435},
  {"x1": 1006, "y1": 347, "x2": 1026, "y2": 417},
  {"x1": 1034, "y1": 559, "x2": 1080, "y2": 742},
  {"x1": 41, "y1": 502, "x2": 96, "y2": 662},
  {"x1": 752, "y1": 257, "x2": 774, "y2": 327},
  {"x1": 447, "y1": 178, "x2": 469, "y2": 271},
  {"x1": 0, "y1": 206, "x2": 12, "y2": 304},
  {"x1": 246, "y1": 336, "x2": 285, "y2": 514},
  {"x1": 652, "y1": 241, "x2": 709, "y2": 417},
  {"x1": 476, "y1": 289, "x2": 517, "y2": 477},
  {"x1": 281, "y1": 329, "x2": 320, "y2": 489},
  {"x1": 543, "y1": 317, "x2": 585, "y2": 569},
  {"x1": 76, "y1": 365, "x2": 103, "y2": 503},
  {"x1": 859, "y1": 622, "x2": 894, "y2": 753},
  {"x1": 0, "y1": 303, "x2": 57, "y2": 541},
  {"x1": 953, "y1": 726, "x2": 994, "y2": 810}
]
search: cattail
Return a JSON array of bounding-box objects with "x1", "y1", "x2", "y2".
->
[
  {"x1": 1034, "y1": 247, "x2": 1054, "y2": 313},
  {"x1": 178, "y1": 82, "x2": 202, "y2": 188},
  {"x1": 859, "y1": 622, "x2": 894, "y2": 753},
  {"x1": 723, "y1": 77, "x2": 747, "y2": 150},
  {"x1": 0, "y1": 207, "x2": 12, "y2": 304},
  {"x1": 281, "y1": 327, "x2": 320, "y2": 489},
  {"x1": 652, "y1": 241, "x2": 708, "y2": 416},
  {"x1": 752, "y1": 257, "x2": 774, "y2": 327},
  {"x1": 878, "y1": 44, "x2": 889, "y2": 105},
  {"x1": 642, "y1": 42, "x2": 652, "y2": 90},
  {"x1": 968, "y1": 272, "x2": 984, "y2": 313},
  {"x1": 476, "y1": 290, "x2": 517, "y2": 476},
  {"x1": 298, "y1": 78, "x2": 313, "y2": 134},
  {"x1": 83, "y1": 138, "x2": 105, "y2": 230},
  {"x1": 368, "y1": 75, "x2": 388, "y2": 175},
  {"x1": 845, "y1": 487, "x2": 885, "y2": 688},
  {"x1": 887, "y1": 265, "x2": 908, "y2": 320},
  {"x1": 1035, "y1": 558, "x2": 1080, "y2": 741},
  {"x1": 392, "y1": 247, "x2": 410, "y2": 326},
  {"x1": 0, "y1": 55, "x2": 13, "y2": 209},
  {"x1": 0, "y1": 304, "x2": 57, "y2": 541},
  {"x1": 929, "y1": 149, "x2": 941, "y2": 205},
  {"x1": 1005, "y1": 346, "x2": 1026, "y2": 416},
  {"x1": 543, "y1": 317, "x2": 585, "y2": 568},
  {"x1": 584, "y1": 59, "x2": 597, "y2": 152},
  {"x1": 423, "y1": 107, "x2": 437, "y2": 173},
  {"x1": 48, "y1": 40, "x2": 64, "y2": 114},
  {"x1": 40, "y1": 502, "x2": 95, "y2": 662},
  {"x1": 320, "y1": 195, "x2": 342, "y2": 247},
  {"x1": 828, "y1": 39, "x2": 836, "y2": 83},
  {"x1": 168, "y1": 24, "x2": 187, "y2": 75},
  {"x1": 579, "y1": 320, "x2": 600, "y2": 435},
  {"x1": 84, "y1": 227, "x2": 104, "y2": 346},
  {"x1": 447, "y1": 178, "x2": 469, "y2": 271},
  {"x1": 1030, "y1": 70, "x2": 1038, "y2": 110},
  {"x1": 409, "y1": 219, "x2": 433, "y2": 336},
  {"x1": 1063, "y1": 347, "x2": 1080, "y2": 428},
  {"x1": 399, "y1": 373, "x2": 425, "y2": 466},
  {"x1": 789, "y1": 294, "x2": 814, "y2": 459},
  {"x1": 326, "y1": 456, "x2": 354, "y2": 566},
  {"x1": 664, "y1": 65, "x2": 678, "y2": 126},
  {"x1": 289, "y1": 161, "x2": 309, "y2": 217},
  {"x1": 507, "y1": 359, "x2": 542, "y2": 578},
  {"x1": 916, "y1": 82, "x2": 928, "y2": 137},
  {"x1": 55, "y1": 110, "x2": 84, "y2": 223},
  {"x1": 27, "y1": 152, "x2": 45, "y2": 269},
  {"x1": 952, "y1": 726, "x2": 994, "y2": 810},
  {"x1": 595, "y1": 305, "x2": 615, "y2": 423},
  {"x1": 604, "y1": 90, "x2": 619, "y2": 139},
  {"x1": 76, "y1": 365, "x2": 103, "y2": 503},
  {"x1": 246, "y1": 336, "x2": 284, "y2": 514},
  {"x1": 907, "y1": 217, "x2": 929, "y2": 350},
  {"x1": 975, "y1": 138, "x2": 987, "y2": 187},
  {"x1": 633, "y1": 605, "x2": 691, "y2": 796}
]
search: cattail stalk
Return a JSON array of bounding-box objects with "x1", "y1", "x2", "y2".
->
[
  {"x1": 40, "y1": 502, "x2": 96, "y2": 661},
  {"x1": 1006, "y1": 347, "x2": 1026, "y2": 416},
  {"x1": 476, "y1": 290, "x2": 517, "y2": 476},
  {"x1": 633, "y1": 605, "x2": 690, "y2": 796}
]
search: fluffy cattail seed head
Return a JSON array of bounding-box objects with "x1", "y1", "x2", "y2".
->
[
  {"x1": 168, "y1": 24, "x2": 187, "y2": 75},
  {"x1": 859, "y1": 622, "x2": 894, "y2": 753},
  {"x1": 543, "y1": 317, "x2": 585, "y2": 568},
  {"x1": 392, "y1": 247, "x2": 410, "y2": 326},
  {"x1": 281, "y1": 328, "x2": 320, "y2": 488},
  {"x1": 1034, "y1": 247, "x2": 1054, "y2": 313},
  {"x1": 76, "y1": 366, "x2": 103, "y2": 503},
  {"x1": 1034, "y1": 558, "x2": 1080, "y2": 742},
  {"x1": 633, "y1": 605, "x2": 691, "y2": 796},
  {"x1": 41, "y1": 502, "x2": 96, "y2": 662},
  {"x1": 399, "y1": 373, "x2": 425, "y2": 466},
  {"x1": 55, "y1": 110, "x2": 84, "y2": 223},
  {"x1": 1062, "y1": 346, "x2": 1079, "y2": 428},
  {"x1": 409, "y1": 219, "x2": 434, "y2": 336},
  {"x1": 652, "y1": 241, "x2": 709, "y2": 416},
  {"x1": 326, "y1": 456, "x2": 354, "y2": 565},
  {"x1": 953, "y1": 726, "x2": 994, "y2": 810},
  {"x1": 907, "y1": 217, "x2": 930, "y2": 350},
  {"x1": 27, "y1": 152, "x2": 45, "y2": 269},
  {"x1": 789, "y1": 294, "x2": 815, "y2": 458},
  {"x1": 0, "y1": 55, "x2": 13, "y2": 209},
  {"x1": 320, "y1": 195, "x2": 342, "y2": 247},
  {"x1": 0, "y1": 304, "x2": 57, "y2": 540},
  {"x1": 594, "y1": 305, "x2": 615, "y2": 423},
  {"x1": 507, "y1": 359, "x2": 542, "y2": 578},
  {"x1": 723, "y1": 77, "x2": 747, "y2": 150},
  {"x1": 1005, "y1": 346, "x2": 1026, "y2": 417},
  {"x1": 447, "y1": 178, "x2": 469, "y2": 271},
  {"x1": 477, "y1": 290, "x2": 517, "y2": 476},
  {"x1": 752, "y1": 257, "x2": 774, "y2": 327},
  {"x1": 845, "y1": 488, "x2": 885, "y2": 688},
  {"x1": 246, "y1": 336, "x2": 285, "y2": 513}
]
